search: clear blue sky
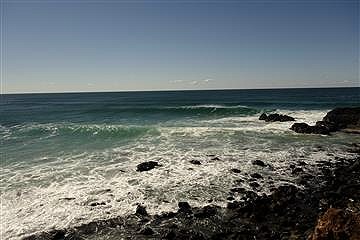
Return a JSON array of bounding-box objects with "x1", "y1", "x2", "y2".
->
[{"x1": 1, "y1": 0, "x2": 359, "y2": 93}]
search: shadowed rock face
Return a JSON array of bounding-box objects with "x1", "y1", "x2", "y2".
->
[
  {"x1": 291, "y1": 107, "x2": 360, "y2": 135},
  {"x1": 259, "y1": 113, "x2": 295, "y2": 122}
]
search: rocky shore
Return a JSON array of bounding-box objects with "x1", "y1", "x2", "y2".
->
[
  {"x1": 22, "y1": 108, "x2": 360, "y2": 240},
  {"x1": 23, "y1": 149, "x2": 360, "y2": 240}
]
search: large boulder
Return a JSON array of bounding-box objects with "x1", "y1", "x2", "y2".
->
[
  {"x1": 323, "y1": 107, "x2": 360, "y2": 130},
  {"x1": 259, "y1": 113, "x2": 295, "y2": 122}
]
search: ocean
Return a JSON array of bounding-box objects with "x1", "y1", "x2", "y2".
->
[{"x1": 1, "y1": 87, "x2": 359, "y2": 239}]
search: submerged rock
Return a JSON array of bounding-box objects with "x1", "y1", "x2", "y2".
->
[
  {"x1": 136, "y1": 161, "x2": 161, "y2": 172},
  {"x1": 259, "y1": 113, "x2": 295, "y2": 122}
]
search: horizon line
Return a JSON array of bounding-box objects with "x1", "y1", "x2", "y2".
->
[{"x1": 2, "y1": 86, "x2": 359, "y2": 95}]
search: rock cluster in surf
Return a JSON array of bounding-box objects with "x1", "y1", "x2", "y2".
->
[{"x1": 290, "y1": 107, "x2": 360, "y2": 135}]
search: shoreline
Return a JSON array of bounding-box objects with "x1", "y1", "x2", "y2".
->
[{"x1": 23, "y1": 146, "x2": 360, "y2": 240}]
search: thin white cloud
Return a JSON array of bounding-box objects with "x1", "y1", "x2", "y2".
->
[{"x1": 170, "y1": 78, "x2": 214, "y2": 85}]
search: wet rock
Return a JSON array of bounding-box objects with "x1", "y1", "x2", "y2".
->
[
  {"x1": 139, "y1": 226, "x2": 154, "y2": 235},
  {"x1": 259, "y1": 113, "x2": 295, "y2": 122},
  {"x1": 252, "y1": 160, "x2": 266, "y2": 167},
  {"x1": 250, "y1": 173, "x2": 263, "y2": 179},
  {"x1": 189, "y1": 160, "x2": 201, "y2": 165},
  {"x1": 309, "y1": 208, "x2": 360, "y2": 240},
  {"x1": 291, "y1": 107, "x2": 360, "y2": 135},
  {"x1": 89, "y1": 201, "x2": 106, "y2": 207},
  {"x1": 290, "y1": 123, "x2": 330, "y2": 135},
  {"x1": 136, "y1": 161, "x2": 161, "y2": 172},
  {"x1": 178, "y1": 202, "x2": 192, "y2": 213},
  {"x1": 323, "y1": 107, "x2": 360, "y2": 130},
  {"x1": 136, "y1": 204, "x2": 148, "y2": 216},
  {"x1": 230, "y1": 168, "x2": 241, "y2": 173},
  {"x1": 259, "y1": 113, "x2": 268, "y2": 120}
]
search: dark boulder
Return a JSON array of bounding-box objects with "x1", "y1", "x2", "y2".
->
[
  {"x1": 178, "y1": 202, "x2": 192, "y2": 213},
  {"x1": 290, "y1": 123, "x2": 331, "y2": 135},
  {"x1": 230, "y1": 168, "x2": 241, "y2": 173},
  {"x1": 136, "y1": 204, "x2": 148, "y2": 216},
  {"x1": 252, "y1": 160, "x2": 266, "y2": 167},
  {"x1": 323, "y1": 107, "x2": 360, "y2": 130},
  {"x1": 259, "y1": 113, "x2": 295, "y2": 122},
  {"x1": 136, "y1": 161, "x2": 161, "y2": 172},
  {"x1": 189, "y1": 160, "x2": 201, "y2": 165}
]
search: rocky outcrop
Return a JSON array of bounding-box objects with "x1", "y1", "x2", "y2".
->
[
  {"x1": 259, "y1": 113, "x2": 295, "y2": 122},
  {"x1": 309, "y1": 208, "x2": 360, "y2": 240},
  {"x1": 291, "y1": 107, "x2": 360, "y2": 135}
]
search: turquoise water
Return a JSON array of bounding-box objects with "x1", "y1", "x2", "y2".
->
[{"x1": 1, "y1": 88, "x2": 359, "y2": 239}]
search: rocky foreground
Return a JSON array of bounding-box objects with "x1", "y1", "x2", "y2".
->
[{"x1": 23, "y1": 149, "x2": 360, "y2": 240}]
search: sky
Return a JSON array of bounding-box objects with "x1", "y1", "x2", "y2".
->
[{"x1": 1, "y1": 0, "x2": 359, "y2": 93}]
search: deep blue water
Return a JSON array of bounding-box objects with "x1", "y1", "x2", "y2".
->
[{"x1": 1, "y1": 87, "x2": 359, "y2": 125}]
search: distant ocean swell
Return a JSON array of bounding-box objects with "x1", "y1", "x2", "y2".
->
[{"x1": 82, "y1": 105, "x2": 265, "y2": 116}]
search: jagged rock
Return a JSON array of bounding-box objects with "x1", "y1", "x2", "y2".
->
[
  {"x1": 136, "y1": 161, "x2": 161, "y2": 172},
  {"x1": 259, "y1": 113, "x2": 295, "y2": 122},
  {"x1": 259, "y1": 113, "x2": 268, "y2": 120},
  {"x1": 309, "y1": 208, "x2": 360, "y2": 240}
]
